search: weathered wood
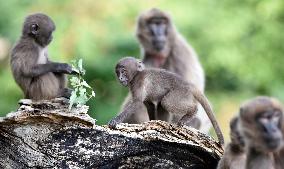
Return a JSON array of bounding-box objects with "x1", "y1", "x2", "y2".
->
[{"x1": 0, "y1": 98, "x2": 223, "y2": 169}]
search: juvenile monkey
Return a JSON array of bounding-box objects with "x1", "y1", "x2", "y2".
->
[
  {"x1": 217, "y1": 117, "x2": 246, "y2": 169},
  {"x1": 11, "y1": 13, "x2": 76, "y2": 100},
  {"x1": 122, "y1": 8, "x2": 208, "y2": 132},
  {"x1": 238, "y1": 96, "x2": 284, "y2": 169},
  {"x1": 109, "y1": 57, "x2": 224, "y2": 145}
]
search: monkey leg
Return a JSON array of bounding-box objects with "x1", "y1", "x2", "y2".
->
[
  {"x1": 57, "y1": 88, "x2": 72, "y2": 98},
  {"x1": 177, "y1": 105, "x2": 197, "y2": 126},
  {"x1": 109, "y1": 101, "x2": 147, "y2": 128},
  {"x1": 120, "y1": 94, "x2": 150, "y2": 124},
  {"x1": 54, "y1": 73, "x2": 67, "y2": 89},
  {"x1": 161, "y1": 90, "x2": 197, "y2": 126},
  {"x1": 54, "y1": 73, "x2": 72, "y2": 98},
  {"x1": 27, "y1": 73, "x2": 60, "y2": 100},
  {"x1": 156, "y1": 102, "x2": 170, "y2": 121},
  {"x1": 169, "y1": 113, "x2": 201, "y2": 129},
  {"x1": 144, "y1": 101, "x2": 156, "y2": 120},
  {"x1": 184, "y1": 116, "x2": 201, "y2": 129}
]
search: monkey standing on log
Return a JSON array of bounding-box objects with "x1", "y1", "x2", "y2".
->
[
  {"x1": 11, "y1": 13, "x2": 76, "y2": 100},
  {"x1": 109, "y1": 57, "x2": 224, "y2": 145},
  {"x1": 121, "y1": 8, "x2": 210, "y2": 132}
]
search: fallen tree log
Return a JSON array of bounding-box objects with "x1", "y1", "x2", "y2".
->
[{"x1": 0, "y1": 98, "x2": 223, "y2": 169}]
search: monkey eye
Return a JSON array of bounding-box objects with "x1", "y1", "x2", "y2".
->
[
  {"x1": 31, "y1": 24, "x2": 39, "y2": 31},
  {"x1": 121, "y1": 68, "x2": 127, "y2": 75}
]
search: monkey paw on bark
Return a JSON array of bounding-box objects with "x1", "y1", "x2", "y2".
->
[{"x1": 108, "y1": 118, "x2": 119, "y2": 129}]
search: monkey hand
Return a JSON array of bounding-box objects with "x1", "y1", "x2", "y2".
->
[
  {"x1": 108, "y1": 117, "x2": 120, "y2": 129},
  {"x1": 177, "y1": 121, "x2": 185, "y2": 127},
  {"x1": 54, "y1": 63, "x2": 74, "y2": 74},
  {"x1": 70, "y1": 69, "x2": 80, "y2": 75}
]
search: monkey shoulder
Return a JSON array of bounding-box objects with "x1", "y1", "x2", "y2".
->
[
  {"x1": 219, "y1": 144, "x2": 246, "y2": 169},
  {"x1": 11, "y1": 39, "x2": 40, "y2": 75},
  {"x1": 11, "y1": 39, "x2": 38, "y2": 59},
  {"x1": 146, "y1": 68, "x2": 182, "y2": 79}
]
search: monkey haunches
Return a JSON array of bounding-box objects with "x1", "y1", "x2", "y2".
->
[
  {"x1": 109, "y1": 56, "x2": 224, "y2": 145},
  {"x1": 10, "y1": 13, "x2": 77, "y2": 101}
]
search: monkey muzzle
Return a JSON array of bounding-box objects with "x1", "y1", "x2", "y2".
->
[
  {"x1": 121, "y1": 80, "x2": 128, "y2": 87},
  {"x1": 152, "y1": 39, "x2": 166, "y2": 51},
  {"x1": 262, "y1": 123, "x2": 283, "y2": 151},
  {"x1": 118, "y1": 76, "x2": 128, "y2": 86}
]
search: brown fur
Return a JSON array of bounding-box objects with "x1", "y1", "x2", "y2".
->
[
  {"x1": 238, "y1": 96, "x2": 284, "y2": 169},
  {"x1": 217, "y1": 117, "x2": 246, "y2": 169},
  {"x1": 10, "y1": 13, "x2": 74, "y2": 100},
  {"x1": 109, "y1": 57, "x2": 224, "y2": 145}
]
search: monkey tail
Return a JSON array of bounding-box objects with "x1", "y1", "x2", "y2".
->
[{"x1": 192, "y1": 87, "x2": 225, "y2": 145}]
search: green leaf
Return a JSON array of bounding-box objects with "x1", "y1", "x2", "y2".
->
[
  {"x1": 82, "y1": 80, "x2": 91, "y2": 88},
  {"x1": 70, "y1": 77, "x2": 80, "y2": 87},
  {"x1": 79, "y1": 87, "x2": 86, "y2": 96},
  {"x1": 68, "y1": 58, "x2": 95, "y2": 109},
  {"x1": 91, "y1": 91, "x2": 96, "y2": 97},
  {"x1": 68, "y1": 90, "x2": 78, "y2": 110},
  {"x1": 76, "y1": 94, "x2": 88, "y2": 105},
  {"x1": 78, "y1": 59, "x2": 83, "y2": 70},
  {"x1": 72, "y1": 67, "x2": 80, "y2": 74}
]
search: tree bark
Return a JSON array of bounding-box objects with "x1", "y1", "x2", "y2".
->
[{"x1": 0, "y1": 98, "x2": 223, "y2": 169}]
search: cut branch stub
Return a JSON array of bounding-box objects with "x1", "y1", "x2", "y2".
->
[{"x1": 0, "y1": 98, "x2": 223, "y2": 169}]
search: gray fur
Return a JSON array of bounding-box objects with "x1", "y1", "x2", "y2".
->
[
  {"x1": 121, "y1": 8, "x2": 208, "y2": 132},
  {"x1": 10, "y1": 13, "x2": 75, "y2": 100},
  {"x1": 110, "y1": 57, "x2": 224, "y2": 145},
  {"x1": 217, "y1": 117, "x2": 246, "y2": 169},
  {"x1": 238, "y1": 97, "x2": 284, "y2": 169}
]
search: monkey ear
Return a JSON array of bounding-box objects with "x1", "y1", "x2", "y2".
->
[
  {"x1": 239, "y1": 107, "x2": 246, "y2": 117},
  {"x1": 30, "y1": 24, "x2": 39, "y2": 35},
  {"x1": 137, "y1": 61, "x2": 145, "y2": 72}
]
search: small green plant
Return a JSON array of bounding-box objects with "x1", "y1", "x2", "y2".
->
[{"x1": 69, "y1": 59, "x2": 95, "y2": 110}]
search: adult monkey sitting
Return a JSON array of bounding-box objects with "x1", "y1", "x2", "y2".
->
[{"x1": 121, "y1": 8, "x2": 209, "y2": 132}]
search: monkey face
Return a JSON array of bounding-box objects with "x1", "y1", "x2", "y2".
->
[
  {"x1": 240, "y1": 97, "x2": 284, "y2": 152},
  {"x1": 23, "y1": 13, "x2": 56, "y2": 47},
  {"x1": 115, "y1": 57, "x2": 145, "y2": 87},
  {"x1": 147, "y1": 17, "x2": 168, "y2": 51},
  {"x1": 116, "y1": 67, "x2": 128, "y2": 86},
  {"x1": 137, "y1": 9, "x2": 172, "y2": 61},
  {"x1": 256, "y1": 109, "x2": 283, "y2": 151}
]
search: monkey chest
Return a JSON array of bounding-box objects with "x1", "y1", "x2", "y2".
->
[{"x1": 37, "y1": 47, "x2": 48, "y2": 64}]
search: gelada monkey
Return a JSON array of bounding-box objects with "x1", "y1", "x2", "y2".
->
[
  {"x1": 122, "y1": 8, "x2": 209, "y2": 132},
  {"x1": 109, "y1": 57, "x2": 224, "y2": 145},
  {"x1": 11, "y1": 13, "x2": 76, "y2": 100},
  {"x1": 239, "y1": 96, "x2": 284, "y2": 169}
]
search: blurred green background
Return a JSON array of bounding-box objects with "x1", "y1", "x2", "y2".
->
[{"x1": 0, "y1": 0, "x2": 283, "y2": 141}]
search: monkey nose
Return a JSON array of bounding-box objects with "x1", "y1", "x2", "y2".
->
[{"x1": 153, "y1": 40, "x2": 165, "y2": 51}]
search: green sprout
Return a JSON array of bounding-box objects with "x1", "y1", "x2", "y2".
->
[{"x1": 69, "y1": 59, "x2": 95, "y2": 110}]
